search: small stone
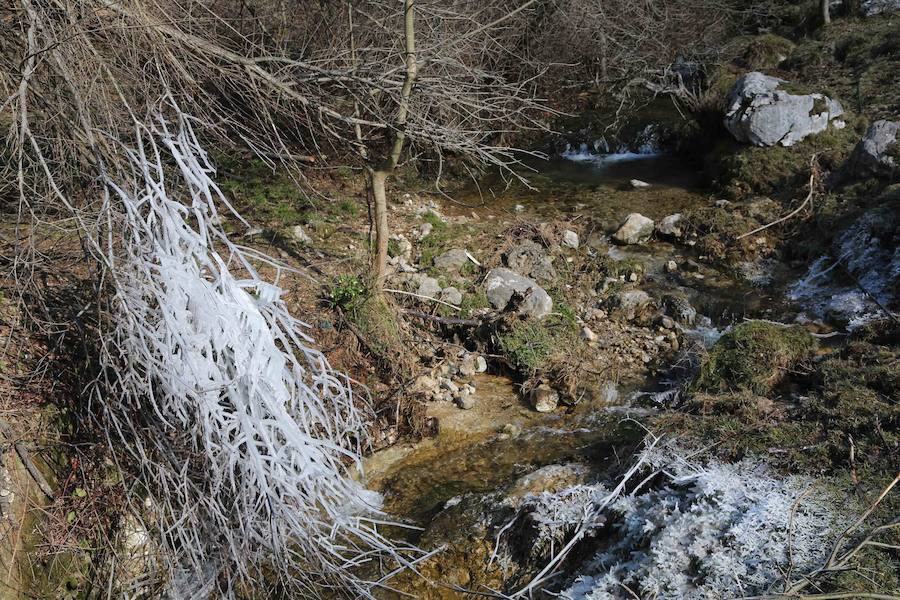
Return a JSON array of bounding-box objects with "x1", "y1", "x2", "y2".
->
[
  {"x1": 665, "y1": 260, "x2": 678, "y2": 273},
  {"x1": 417, "y1": 276, "x2": 441, "y2": 299},
  {"x1": 657, "y1": 214, "x2": 684, "y2": 238},
  {"x1": 529, "y1": 384, "x2": 559, "y2": 413},
  {"x1": 442, "y1": 379, "x2": 460, "y2": 394},
  {"x1": 456, "y1": 393, "x2": 476, "y2": 410},
  {"x1": 290, "y1": 225, "x2": 312, "y2": 244},
  {"x1": 475, "y1": 356, "x2": 488, "y2": 373},
  {"x1": 612, "y1": 213, "x2": 655, "y2": 245},
  {"x1": 418, "y1": 222, "x2": 433, "y2": 239},
  {"x1": 580, "y1": 326, "x2": 598, "y2": 342},
  {"x1": 441, "y1": 286, "x2": 463, "y2": 306},
  {"x1": 562, "y1": 229, "x2": 580, "y2": 249},
  {"x1": 630, "y1": 179, "x2": 651, "y2": 188},
  {"x1": 628, "y1": 272, "x2": 638, "y2": 282},
  {"x1": 658, "y1": 315, "x2": 676, "y2": 330},
  {"x1": 513, "y1": 204, "x2": 526, "y2": 213}
]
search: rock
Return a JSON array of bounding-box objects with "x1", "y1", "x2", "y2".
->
[
  {"x1": 863, "y1": 0, "x2": 900, "y2": 15},
  {"x1": 612, "y1": 213, "x2": 655, "y2": 245},
  {"x1": 562, "y1": 229, "x2": 580, "y2": 249},
  {"x1": 724, "y1": 72, "x2": 844, "y2": 147},
  {"x1": 434, "y1": 248, "x2": 471, "y2": 271},
  {"x1": 456, "y1": 391, "x2": 476, "y2": 410},
  {"x1": 417, "y1": 222, "x2": 433, "y2": 239},
  {"x1": 506, "y1": 464, "x2": 589, "y2": 503},
  {"x1": 607, "y1": 290, "x2": 653, "y2": 321},
  {"x1": 290, "y1": 225, "x2": 312, "y2": 244},
  {"x1": 657, "y1": 315, "x2": 677, "y2": 330},
  {"x1": 630, "y1": 179, "x2": 651, "y2": 188},
  {"x1": 665, "y1": 260, "x2": 678, "y2": 273},
  {"x1": 441, "y1": 378, "x2": 460, "y2": 394},
  {"x1": 474, "y1": 355, "x2": 488, "y2": 373},
  {"x1": 504, "y1": 241, "x2": 556, "y2": 281},
  {"x1": 484, "y1": 268, "x2": 553, "y2": 318},
  {"x1": 598, "y1": 381, "x2": 618, "y2": 404},
  {"x1": 513, "y1": 204, "x2": 526, "y2": 213},
  {"x1": 852, "y1": 120, "x2": 899, "y2": 180},
  {"x1": 529, "y1": 384, "x2": 559, "y2": 413},
  {"x1": 657, "y1": 214, "x2": 684, "y2": 238},
  {"x1": 580, "y1": 326, "x2": 598, "y2": 342},
  {"x1": 459, "y1": 354, "x2": 477, "y2": 377},
  {"x1": 390, "y1": 234, "x2": 413, "y2": 261},
  {"x1": 441, "y1": 286, "x2": 463, "y2": 306},
  {"x1": 417, "y1": 276, "x2": 441, "y2": 299},
  {"x1": 662, "y1": 293, "x2": 697, "y2": 325}
]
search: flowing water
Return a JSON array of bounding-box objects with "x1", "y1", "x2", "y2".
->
[{"x1": 365, "y1": 150, "x2": 821, "y2": 597}]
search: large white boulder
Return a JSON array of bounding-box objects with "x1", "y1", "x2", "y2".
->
[{"x1": 724, "y1": 72, "x2": 844, "y2": 147}]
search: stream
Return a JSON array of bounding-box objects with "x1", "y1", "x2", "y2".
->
[{"x1": 363, "y1": 149, "x2": 856, "y2": 598}]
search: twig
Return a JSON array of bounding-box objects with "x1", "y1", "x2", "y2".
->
[
  {"x1": 0, "y1": 421, "x2": 54, "y2": 500},
  {"x1": 384, "y1": 288, "x2": 461, "y2": 310},
  {"x1": 737, "y1": 155, "x2": 818, "y2": 240}
]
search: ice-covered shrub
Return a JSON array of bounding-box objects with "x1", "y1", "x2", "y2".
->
[{"x1": 94, "y1": 104, "x2": 411, "y2": 597}]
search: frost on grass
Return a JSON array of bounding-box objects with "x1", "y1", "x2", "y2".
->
[
  {"x1": 514, "y1": 447, "x2": 847, "y2": 600},
  {"x1": 94, "y1": 105, "x2": 412, "y2": 598}
]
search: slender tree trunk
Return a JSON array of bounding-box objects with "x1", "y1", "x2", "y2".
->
[
  {"x1": 370, "y1": 168, "x2": 389, "y2": 289},
  {"x1": 821, "y1": 0, "x2": 831, "y2": 25},
  {"x1": 370, "y1": 0, "x2": 417, "y2": 291}
]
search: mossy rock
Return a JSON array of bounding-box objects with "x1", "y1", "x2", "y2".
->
[
  {"x1": 497, "y1": 313, "x2": 580, "y2": 377},
  {"x1": 693, "y1": 321, "x2": 817, "y2": 395},
  {"x1": 711, "y1": 116, "x2": 864, "y2": 199}
]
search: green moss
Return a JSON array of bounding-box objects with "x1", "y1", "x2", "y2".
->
[
  {"x1": 458, "y1": 289, "x2": 490, "y2": 318},
  {"x1": 713, "y1": 118, "x2": 861, "y2": 199},
  {"x1": 497, "y1": 314, "x2": 580, "y2": 376},
  {"x1": 693, "y1": 321, "x2": 817, "y2": 395},
  {"x1": 740, "y1": 34, "x2": 796, "y2": 70},
  {"x1": 347, "y1": 295, "x2": 414, "y2": 378}
]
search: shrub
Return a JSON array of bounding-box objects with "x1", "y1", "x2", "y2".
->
[{"x1": 327, "y1": 274, "x2": 367, "y2": 310}]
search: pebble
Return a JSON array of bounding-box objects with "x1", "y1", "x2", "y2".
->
[
  {"x1": 580, "y1": 326, "x2": 598, "y2": 342},
  {"x1": 665, "y1": 260, "x2": 678, "y2": 273}
]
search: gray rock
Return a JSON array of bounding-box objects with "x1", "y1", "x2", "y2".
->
[
  {"x1": 440, "y1": 286, "x2": 463, "y2": 306},
  {"x1": 434, "y1": 248, "x2": 470, "y2": 271},
  {"x1": 662, "y1": 293, "x2": 697, "y2": 325},
  {"x1": 580, "y1": 326, "x2": 598, "y2": 342},
  {"x1": 484, "y1": 268, "x2": 553, "y2": 318},
  {"x1": 417, "y1": 222, "x2": 433, "y2": 239},
  {"x1": 456, "y1": 393, "x2": 476, "y2": 410},
  {"x1": 562, "y1": 229, "x2": 580, "y2": 249},
  {"x1": 863, "y1": 0, "x2": 900, "y2": 15},
  {"x1": 504, "y1": 241, "x2": 556, "y2": 281},
  {"x1": 529, "y1": 384, "x2": 559, "y2": 413},
  {"x1": 612, "y1": 213, "x2": 655, "y2": 245},
  {"x1": 417, "y1": 276, "x2": 441, "y2": 299},
  {"x1": 724, "y1": 72, "x2": 844, "y2": 147},
  {"x1": 290, "y1": 225, "x2": 312, "y2": 244},
  {"x1": 630, "y1": 179, "x2": 651, "y2": 189},
  {"x1": 475, "y1": 355, "x2": 488, "y2": 373},
  {"x1": 607, "y1": 289, "x2": 653, "y2": 321},
  {"x1": 657, "y1": 214, "x2": 684, "y2": 238},
  {"x1": 852, "y1": 120, "x2": 899, "y2": 180}
]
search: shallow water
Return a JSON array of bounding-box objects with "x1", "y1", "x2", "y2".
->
[{"x1": 367, "y1": 151, "x2": 814, "y2": 596}]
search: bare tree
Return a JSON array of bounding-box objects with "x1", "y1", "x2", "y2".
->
[{"x1": 822, "y1": 0, "x2": 832, "y2": 24}]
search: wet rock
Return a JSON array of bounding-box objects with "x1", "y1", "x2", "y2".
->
[
  {"x1": 612, "y1": 213, "x2": 655, "y2": 245},
  {"x1": 441, "y1": 286, "x2": 463, "y2": 306},
  {"x1": 417, "y1": 275, "x2": 441, "y2": 299},
  {"x1": 630, "y1": 179, "x2": 651, "y2": 188},
  {"x1": 852, "y1": 120, "x2": 899, "y2": 180},
  {"x1": 504, "y1": 241, "x2": 556, "y2": 281},
  {"x1": 724, "y1": 72, "x2": 844, "y2": 147},
  {"x1": 607, "y1": 290, "x2": 653, "y2": 321},
  {"x1": 657, "y1": 214, "x2": 684, "y2": 238},
  {"x1": 562, "y1": 229, "x2": 580, "y2": 249},
  {"x1": 484, "y1": 268, "x2": 553, "y2": 318},
  {"x1": 434, "y1": 248, "x2": 471, "y2": 271},
  {"x1": 290, "y1": 225, "x2": 312, "y2": 244},
  {"x1": 529, "y1": 384, "x2": 559, "y2": 413},
  {"x1": 506, "y1": 464, "x2": 589, "y2": 504},
  {"x1": 662, "y1": 293, "x2": 697, "y2": 326}
]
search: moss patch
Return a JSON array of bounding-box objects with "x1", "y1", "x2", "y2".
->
[
  {"x1": 497, "y1": 314, "x2": 580, "y2": 377},
  {"x1": 693, "y1": 321, "x2": 817, "y2": 395}
]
